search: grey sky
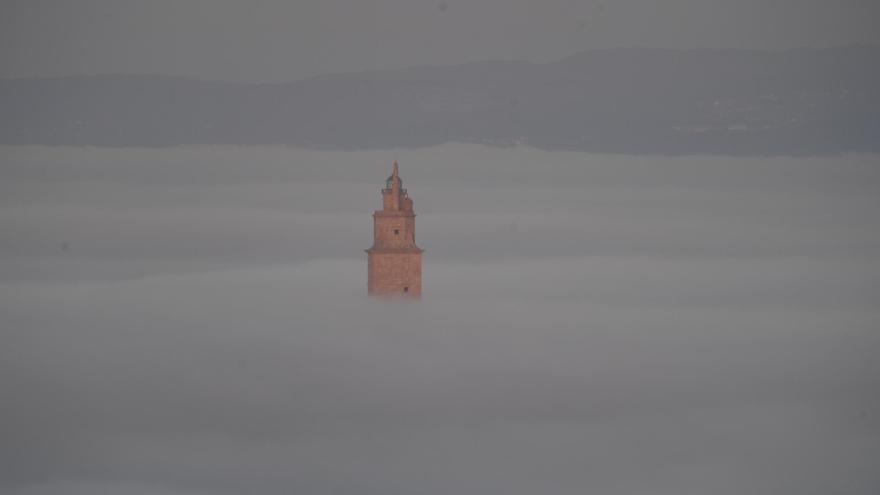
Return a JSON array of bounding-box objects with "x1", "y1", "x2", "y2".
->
[{"x1": 2, "y1": 0, "x2": 879, "y2": 82}]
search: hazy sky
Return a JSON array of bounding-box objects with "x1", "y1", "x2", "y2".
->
[{"x1": 2, "y1": 0, "x2": 879, "y2": 81}]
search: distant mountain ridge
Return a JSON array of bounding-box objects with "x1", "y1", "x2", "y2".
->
[{"x1": 2, "y1": 46, "x2": 879, "y2": 154}]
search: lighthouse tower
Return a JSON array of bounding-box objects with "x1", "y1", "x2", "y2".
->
[{"x1": 366, "y1": 161, "x2": 423, "y2": 297}]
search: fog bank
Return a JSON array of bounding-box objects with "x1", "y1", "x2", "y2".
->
[{"x1": 2, "y1": 145, "x2": 879, "y2": 494}]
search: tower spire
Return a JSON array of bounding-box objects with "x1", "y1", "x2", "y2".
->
[{"x1": 391, "y1": 161, "x2": 400, "y2": 194}]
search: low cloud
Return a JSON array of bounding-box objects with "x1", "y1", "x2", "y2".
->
[{"x1": 2, "y1": 145, "x2": 879, "y2": 494}]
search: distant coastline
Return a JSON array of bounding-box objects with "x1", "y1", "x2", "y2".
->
[{"x1": 2, "y1": 46, "x2": 878, "y2": 156}]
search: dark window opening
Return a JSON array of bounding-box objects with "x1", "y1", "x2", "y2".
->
[
  {"x1": 403, "y1": 286, "x2": 409, "y2": 293},
  {"x1": 394, "y1": 229, "x2": 400, "y2": 235}
]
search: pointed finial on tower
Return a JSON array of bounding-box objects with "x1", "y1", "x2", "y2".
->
[{"x1": 392, "y1": 160, "x2": 399, "y2": 179}]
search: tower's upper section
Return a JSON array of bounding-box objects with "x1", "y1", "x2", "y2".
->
[
  {"x1": 381, "y1": 160, "x2": 414, "y2": 212},
  {"x1": 370, "y1": 161, "x2": 421, "y2": 252}
]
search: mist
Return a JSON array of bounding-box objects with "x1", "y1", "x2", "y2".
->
[
  {"x1": 3, "y1": 0, "x2": 880, "y2": 82},
  {"x1": 2, "y1": 144, "x2": 879, "y2": 494}
]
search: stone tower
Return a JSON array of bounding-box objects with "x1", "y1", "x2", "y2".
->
[{"x1": 366, "y1": 161, "x2": 423, "y2": 297}]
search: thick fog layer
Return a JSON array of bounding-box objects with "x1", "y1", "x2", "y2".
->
[{"x1": 2, "y1": 145, "x2": 879, "y2": 494}]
